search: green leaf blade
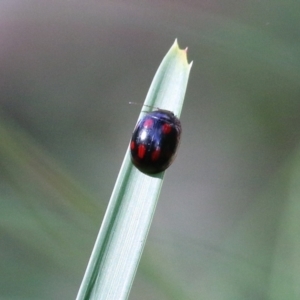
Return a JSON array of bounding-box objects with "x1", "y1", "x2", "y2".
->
[{"x1": 76, "y1": 40, "x2": 192, "y2": 300}]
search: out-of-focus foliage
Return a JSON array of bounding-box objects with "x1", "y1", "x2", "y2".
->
[{"x1": 0, "y1": 1, "x2": 300, "y2": 299}]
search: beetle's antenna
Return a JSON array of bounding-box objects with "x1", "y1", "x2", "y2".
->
[
  {"x1": 129, "y1": 102, "x2": 142, "y2": 106},
  {"x1": 129, "y1": 102, "x2": 159, "y2": 110}
]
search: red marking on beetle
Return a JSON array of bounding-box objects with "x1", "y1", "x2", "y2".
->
[
  {"x1": 162, "y1": 123, "x2": 172, "y2": 134},
  {"x1": 138, "y1": 144, "x2": 146, "y2": 159},
  {"x1": 151, "y1": 148, "x2": 161, "y2": 161},
  {"x1": 130, "y1": 141, "x2": 135, "y2": 150},
  {"x1": 143, "y1": 118, "x2": 154, "y2": 128}
]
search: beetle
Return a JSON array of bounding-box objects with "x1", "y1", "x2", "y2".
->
[{"x1": 130, "y1": 109, "x2": 182, "y2": 174}]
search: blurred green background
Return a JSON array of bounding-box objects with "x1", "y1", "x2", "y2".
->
[{"x1": 1, "y1": 1, "x2": 300, "y2": 299}]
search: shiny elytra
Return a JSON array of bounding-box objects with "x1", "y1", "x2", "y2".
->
[{"x1": 130, "y1": 110, "x2": 181, "y2": 174}]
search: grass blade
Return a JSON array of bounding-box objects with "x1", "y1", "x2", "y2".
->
[{"x1": 76, "y1": 39, "x2": 192, "y2": 300}]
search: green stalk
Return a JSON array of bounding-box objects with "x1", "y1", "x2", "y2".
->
[{"x1": 76, "y1": 39, "x2": 192, "y2": 300}]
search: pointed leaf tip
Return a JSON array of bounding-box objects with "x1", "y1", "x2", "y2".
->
[{"x1": 172, "y1": 39, "x2": 192, "y2": 66}]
